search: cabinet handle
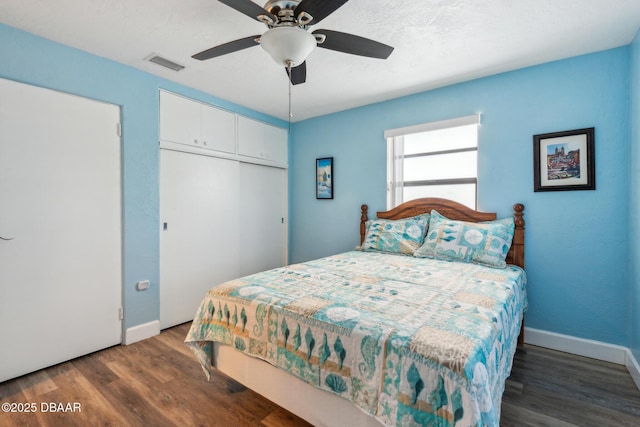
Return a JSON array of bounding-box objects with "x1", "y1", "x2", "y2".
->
[
  {"x1": 194, "y1": 139, "x2": 198, "y2": 144},
  {"x1": 0, "y1": 236, "x2": 15, "y2": 241},
  {"x1": 203, "y1": 141, "x2": 208, "y2": 146}
]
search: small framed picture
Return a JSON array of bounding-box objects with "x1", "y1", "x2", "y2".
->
[
  {"x1": 316, "y1": 157, "x2": 333, "y2": 199},
  {"x1": 533, "y1": 127, "x2": 595, "y2": 192}
]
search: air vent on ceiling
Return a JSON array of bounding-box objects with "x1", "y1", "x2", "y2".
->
[{"x1": 146, "y1": 54, "x2": 185, "y2": 72}]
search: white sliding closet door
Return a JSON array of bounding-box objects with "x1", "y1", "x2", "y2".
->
[
  {"x1": 239, "y1": 163, "x2": 286, "y2": 277},
  {"x1": 160, "y1": 150, "x2": 240, "y2": 329},
  {"x1": 0, "y1": 78, "x2": 122, "y2": 383}
]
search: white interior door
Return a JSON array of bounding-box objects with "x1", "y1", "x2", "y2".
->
[
  {"x1": 0, "y1": 78, "x2": 122, "y2": 383},
  {"x1": 160, "y1": 150, "x2": 240, "y2": 329},
  {"x1": 239, "y1": 163, "x2": 286, "y2": 277}
]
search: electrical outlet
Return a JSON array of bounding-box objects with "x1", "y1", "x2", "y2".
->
[{"x1": 136, "y1": 280, "x2": 150, "y2": 291}]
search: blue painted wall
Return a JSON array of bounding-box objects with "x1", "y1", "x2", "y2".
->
[
  {"x1": 630, "y1": 29, "x2": 640, "y2": 361},
  {"x1": 290, "y1": 47, "x2": 631, "y2": 346},
  {"x1": 1, "y1": 21, "x2": 637, "y2": 349},
  {"x1": 0, "y1": 23, "x2": 286, "y2": 329}
]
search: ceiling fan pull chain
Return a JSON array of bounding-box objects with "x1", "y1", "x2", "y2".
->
[{"x1": 286, "y1": 60, "x2": 293, "y2": 130}]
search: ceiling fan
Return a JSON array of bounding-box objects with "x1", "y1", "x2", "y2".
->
[{"x1": 192, "y1": 0, "x2": 394, "y2": 85}]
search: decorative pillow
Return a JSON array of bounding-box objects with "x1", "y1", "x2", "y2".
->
[
  {"x1": 413, "y1": 210, "x2": 514, "y2": 268},
  {"x1": 361, "y1": 213, "x2": 430, "y2": 255}
]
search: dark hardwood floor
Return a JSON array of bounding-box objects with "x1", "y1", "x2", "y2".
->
[
  {"x1": 0, "y1": 323, "x2": 311, "y2": 427},
  {"x1": 502, "y1": 345, "x2": 640, "y2": 426},
  {"x1": 0, "y1": 323, "x2": 638, "y2": 426}
]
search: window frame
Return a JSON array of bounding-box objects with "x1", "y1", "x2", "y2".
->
[{"x1": 385, "y1": 114, "x2": 480, "y2": 209}]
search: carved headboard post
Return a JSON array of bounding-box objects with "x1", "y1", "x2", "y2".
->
[
  {"x1": 511, "y1": 203, "x2": 526, "y2": 346},
  {"x1": 360, "y1": 205, "x2": 368, "y2": 245},
  {"x1": 510, "y1": 204, "x2": 525, "y2": 269}
]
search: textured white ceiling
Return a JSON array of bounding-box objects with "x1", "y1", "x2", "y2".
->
[{"x1": 1, "y1": 0, "x2": 640, "y2": 121}]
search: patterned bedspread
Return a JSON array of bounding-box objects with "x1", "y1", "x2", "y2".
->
[{"x1": 186, "y1": 251, "x2": 527, "y2": 426}]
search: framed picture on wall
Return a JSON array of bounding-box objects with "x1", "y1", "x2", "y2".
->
[
  {"x1": 316, "y1": 157, "x2": 333, "y2": 199},
  {"x1": 533, "y1": 127, "x2": 595, "y2": 192}
]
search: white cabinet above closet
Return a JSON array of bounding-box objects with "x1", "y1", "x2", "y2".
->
[
  {"x1": 201, "y1": 104, "x2": 236, "y2": 153},
  {"x1": 160, "y1": 90, "x2": 235, "y2": 154},
  {"x1": 237, "y1": 116, "x2": 287, "y2": 164},
  {"x1": 159, "y1": 90, "x2": 288, "y2": 168}
]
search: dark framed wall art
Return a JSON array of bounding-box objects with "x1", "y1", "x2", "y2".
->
[
  {"x1": 533, "y1": 127, "x2": 595, "y2": 192},
  {"x1": 316, "y1": 157, "x2": 333, "y2": 199}
]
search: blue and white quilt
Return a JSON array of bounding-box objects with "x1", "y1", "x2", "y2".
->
[{"x1": 186, "y1": 251, "x2": 527, "y2": 426}]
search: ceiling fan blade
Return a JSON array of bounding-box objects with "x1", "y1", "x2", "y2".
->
[
  {"x1": 313, "y1": 29, "x2": 393, "y2": 59},
  {"x1": 218, "y1": 0, "x2": 276, "y2": 22},
  {"x1": 286, "y1": 62, "x2": 307, "y2": 85},
  {"x1": 192, "y1": 35, "x2": 260, "y2": 61},
  {"x1": 294, "y1": 0, "x2": 349, "y2": 25}
]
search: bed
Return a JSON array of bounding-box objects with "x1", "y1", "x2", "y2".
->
[{"x1": 186, "y1": 198, "x2": 526, "y2": 426}]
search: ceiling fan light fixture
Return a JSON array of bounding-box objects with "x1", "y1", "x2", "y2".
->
[{"x1": 260, "y1": 26, "x2": 316, "y2": 66}]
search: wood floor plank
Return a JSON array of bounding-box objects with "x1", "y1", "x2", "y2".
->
[
  {"x1": 260, "y1": 407, "x2": 313, "y2": 427},
  {"x1": 512, "y1": 346, "x2": 636, "y2": 396},
  {"x1": 40, "y1": 359, "x2": 129, "y2": 427},
  {"x1": 106, "y1": 359, "x2": 208, "y2": 427},
  {"x1": 0, "y1": 376, "x2": 27, "y2": 400},
  {"x1": 503, "y1": 382, "x2": 640, "y2": 426},
  {"x1": 70, "y1": 352, "x2": 119, "y2": 387},
  {"x1": 154, "y1": 329, "x2": 195, "y2": 359},
  {"x1": 165, "y1": 350, "x2": 282, "y2": 426},
  {"x1": 507, "y1": 345, "x2": 640, "y2": 419},
  {"x1": 111, "y1": 340, "x2": 179, "y2": 384},
  {"x1": 1, "y1": 324, "x2": 638, "y2": 426},
  {"x1": 500, "y1": 401, "x2": 580, "y2": 427},
  {"x1": 15, "y1": 370, "x2": 57, "y2": 400},
  {"x1": 0, "y1": 378, "x2": 42, "y2": 427},
  {"x1": 103, "y1": 382, "x2": 175, "y2": 426}
]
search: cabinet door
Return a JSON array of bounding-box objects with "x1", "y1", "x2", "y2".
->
[
  {"x1": 262, "y1": 123, "x2": 288, "y2": 164},
  {"x1": 201, "y1": 104, "x2": 236, "y2": 154},
  {"x1": 159, "y1": 91, "x2": 201, "y2": 147},
  {"x1": 160, "y1": 150, "x2": 240, "y2": 329},
  {"x1": 239, "y1": 163, "x2": 286, "y2": 277},
  {"x1": 237, "y1": 116, "x2": 288, "y2": 164}
]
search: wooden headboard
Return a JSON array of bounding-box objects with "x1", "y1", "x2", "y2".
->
[{"x1": 360, "y1": 197, "x2": 525, "y2": 269}]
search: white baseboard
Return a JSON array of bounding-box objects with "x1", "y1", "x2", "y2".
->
[
  {"x1": 524, "y1": 327, "x2": 627, "y2": 364},
  {"x1": 626, "y1": 348, "x2": 640, "y2": 390},
  {"x1": 123, "y1": 320, "x2": 160, "y2": 345}
]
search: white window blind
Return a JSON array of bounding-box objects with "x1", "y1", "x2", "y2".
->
[{"x1": 386, "y1": 114, "x2": 480, "y2": 209}]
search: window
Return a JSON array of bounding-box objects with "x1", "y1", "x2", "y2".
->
[{"x1": 385, "y1": 114, "x2": 480, "y2": 209}]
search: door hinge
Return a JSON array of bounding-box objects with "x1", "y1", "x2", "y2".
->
[
  {"x1": 118, "y1": 307, "x2": 124, "y2": 320},
  {"x1": 116, "y1": 122, "x2": 122, "y2": 137}
]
